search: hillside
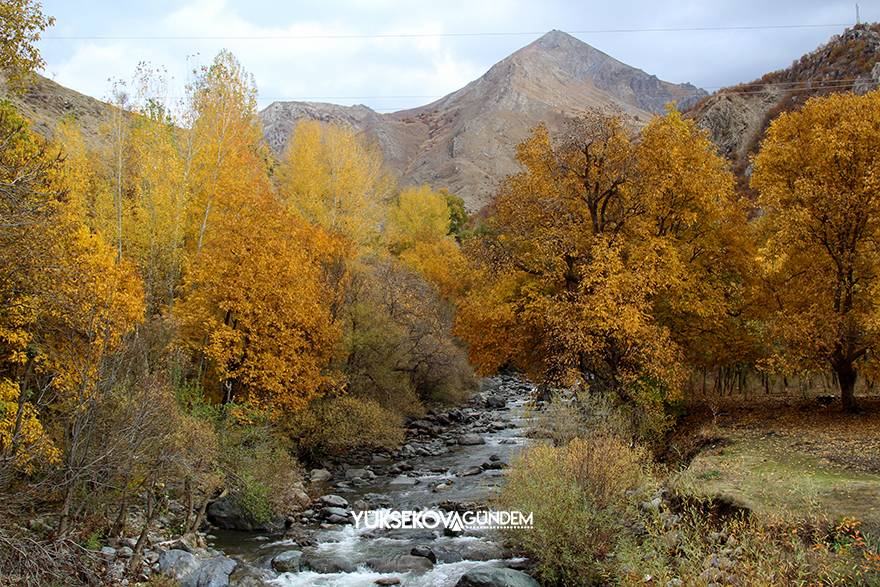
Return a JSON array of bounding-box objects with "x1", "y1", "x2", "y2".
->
[
  {"x1": 261, "y1": 30, "x2": 706, "y2": 210},
  {"x1": 0, "y1": 73, "x2": 115, "y2": 150},
  {"x1": 688, "y1": 24, "x2": 880, "y2": 180}
]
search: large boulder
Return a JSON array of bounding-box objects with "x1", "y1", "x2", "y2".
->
[
  {"x1": 206, "y1": 496, "x2": 285, "y2": 533},
  {"x1": 196, "y1": 557, "x2": 238, "y2": 587},
  {"x1": 158, "y1": 549, "x2": 200, "y2": 581},
  {"x1": 455, "y1": 566, "x2": 539, "y2": 587}
]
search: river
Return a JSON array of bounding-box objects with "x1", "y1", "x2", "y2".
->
[{"x1": 211, "y1": 374, "x2": 536, "y2": 586}]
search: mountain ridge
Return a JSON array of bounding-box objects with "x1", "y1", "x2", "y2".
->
[{"x1": 261, "y1": 30, "x2": 706, "y2": 209}]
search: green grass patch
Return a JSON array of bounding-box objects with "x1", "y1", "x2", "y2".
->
[{"x1": 675, "y1": 435, "x2": 880, "y2": 531}]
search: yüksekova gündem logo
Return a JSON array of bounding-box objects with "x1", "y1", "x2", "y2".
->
[{"x1": 352, "y1": 509, "x2": 533, "y2": 531}]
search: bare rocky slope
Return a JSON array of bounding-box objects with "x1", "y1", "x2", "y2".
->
[
  {"x1": 261, "y1": 30, "x2": 706, "y2": 210},
  {"x1": 687, "y1": 24, "x2": 880, "y2": 183},
  {"x1": 0, "y1": 73, "x2": 115, "y2": 150}
]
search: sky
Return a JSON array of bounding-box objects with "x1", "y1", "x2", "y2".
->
[{"x1": 36, "y1": 0, "x2": 872, "y2": 113}]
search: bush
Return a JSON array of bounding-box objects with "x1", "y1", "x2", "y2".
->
[
  {"x1": 218, "y1": 409, "x2": 302, "y2": 522},
  {"x1": 284, "y1": 395, "x2": 405, "y2": 460},
  {"x1": 616, "y1": 506, "x2": 880, "y2": 585},
  {"x1": 498, "y1": 432, "x2": 655, "y2": 585}
]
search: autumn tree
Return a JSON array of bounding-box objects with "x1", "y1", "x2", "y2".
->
[
  {"x1": 187, "y1": 50, "x2": 265, "y2": 256},
  {"x1": 751, "y1": 90, "x2": 880, "y2": 411},
  {"x1": 0, "y1": 103, "x2": 144, "y2": 528},
  {"x1": 386, "y1": 185, "x2": 471, "y2": 298},
  {"x1": 456, "y1": 109, "x2": 744, "y2": 432},
  {"x1": 278, "y1": 120, "x2": 394, "y2": 249},
  {"x1": 177, "y1": 185, "x2": 343, "y2": 412},
  {"x1": 0, "y1": 0, "x2": 54, "y2": 90}
]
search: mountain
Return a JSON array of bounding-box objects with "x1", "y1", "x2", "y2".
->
[
  {"x1": 688, "y1": 24, "x2": 880, "y2": 182},
  {"x1": 261, "y1": 30, "x2": 706, "y2": 210}
]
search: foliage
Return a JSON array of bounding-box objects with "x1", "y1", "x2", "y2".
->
[
  {"x1": 498, "y1": 431, "x2": 655, "y2": 585},
  {"x1": 0, "y1": 0, "x2": 54, "y2": 90},
  {"x1": 386, "y1": 185, "x2": 451, "y2": 253},
  {"x1": 456, "y1": 109, "x2": 746, "y2": 440},
  {"x1": 0, "y1": 378, "x2": 59, "y2": 473},
  {"x1": 279, "y1": 119, "x2": 394, "y2": 249},
  {"x1": 338, "y1": 259, "x2": 474, "y2": 410},
  {"x1": 217, "y1": 408, "x2": 301, "y2": 523},
  {"x1": 283, "y1": 395, "x2": 404, "y2": 459},
  {"x1": 751, "y1": 90, "x2": 880, "y2": 411},
  {"x1": 616, "y1": 506, "x2": 880, "y2": 586},
  {"x1": 178, "y1": 189, "x2": 344, "y2": 411}
]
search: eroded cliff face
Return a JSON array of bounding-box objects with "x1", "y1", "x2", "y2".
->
[{"x1": 689, "y1": 24, "x2": 880, "y2": 179}]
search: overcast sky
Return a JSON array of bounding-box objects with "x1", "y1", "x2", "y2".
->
[{"x1": 37, "y1": 0, "x2": 871, "y2": 112}]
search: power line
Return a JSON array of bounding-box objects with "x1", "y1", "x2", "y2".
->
[{"x1": 42, "y1": 23, "x2": 854, "y2": 41}]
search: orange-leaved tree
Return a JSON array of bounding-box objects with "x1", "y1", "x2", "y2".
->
[
  {"x1": 456, "y1": 109, "x2": 744, "y2": 432},
  {"x1": 751, "y1": 90, "x2": 880, "y2": 411},
  {"x1": 177, "y1": 183, "x2": 344, "y2": 412}
]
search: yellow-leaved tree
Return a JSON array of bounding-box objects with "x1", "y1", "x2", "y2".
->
[
  {"x1": 386, "y1": 185, "x2": 471, "y2": 298},
  {"x1": 178, "y1": 185, "x2": 344, "y2": 412},
  {"x1": 0, "y1": 102, "x2": 144, "y2": 483},
  {"x1": 176, "y1": 53, "x2": 344, "y2": 412},
  {"x1": 751, "y1": 90, "x2": 880, "y2": 411},
  {"x1": 278, "y1": 120, "x2": 394, "y2": 249}
]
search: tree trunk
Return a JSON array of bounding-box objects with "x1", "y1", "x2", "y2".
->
[{"x1": 833, "y1": 358, "x2": 858, "y2": 412}]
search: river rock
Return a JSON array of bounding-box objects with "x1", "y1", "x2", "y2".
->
[
  {"x1": 309, "y1": 468, "x2": 332, "y2": 482},
  {"x1": 374, "y1": 579, "x2": 401, "y2": 586},
  {"x1": 345, "y1": 468, "x2": 374, "y2": 480},
  {"x1": 271, "y1": 550, "x2": 303, "y2": 572},
  {"x1": 158, "y1": 550, "x2": 200, "y2": 578},
  {"x1": 207, "y1": 496, "x2": 285, "y2": 532},
  {"x1": 300, "y1": 550, "x2": 358, "y2": 573},
  {"x1": 433, "y1": 547, "x2": 464, "y2": 563},
  {"x1": 318, "y1": 494, "x2": 348, "y2": 508},
  {"x1": 485, "y1": 396, "x2": 506, "y2": 409},
  {"x1": 458, "y1": 466, "x2": 483, "y2": 477},
  {"x1": 455, "y1": 540, "x2": 507, "y2": 561},
  {"x1": 455, "y1": 566, "x2": 539, "y2": 587},
  {"x1": 458, "y1": 434, "x2": 486, "y2": 445},
  {"x1": 410, "y1": 545, "x2": 437, "y2": 563},
  {"x1": 365, "y1": 554, "x2": 434, "y2": 573},
  {"x1": 388, "y1": 475, "x2": 418, "y2": 487},
  {"x1": 196, "y1": 556, "x2": 238, "y2": 587},
  {"x1": 321, "y1": 506, "x2": 350, "y2": 518},
  {"x1": 158, "y1": 550, "x2": 237, "y2": 587}
]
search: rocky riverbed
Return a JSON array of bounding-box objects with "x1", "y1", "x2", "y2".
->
[{"x1": 157, "y1": 374, "x2": 540, "y2": 587}]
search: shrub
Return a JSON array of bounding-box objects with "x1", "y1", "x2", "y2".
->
[
  {"x1": 218, "y1": 409, "x2": 302, "y2": 521},
  {"x1": 498, "y1": 432, "x2": 655, "y2": 585},
  {"x1": 615, "y1": 505, "x2": 880, "y2": 585},
  {"x1": 284, "y1": 395, "x2": 405, "y2": 460}
]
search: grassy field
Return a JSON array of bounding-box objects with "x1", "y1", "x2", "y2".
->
[{"x1": 672, "y1": 397, "x2": 880, "y2": 532}]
